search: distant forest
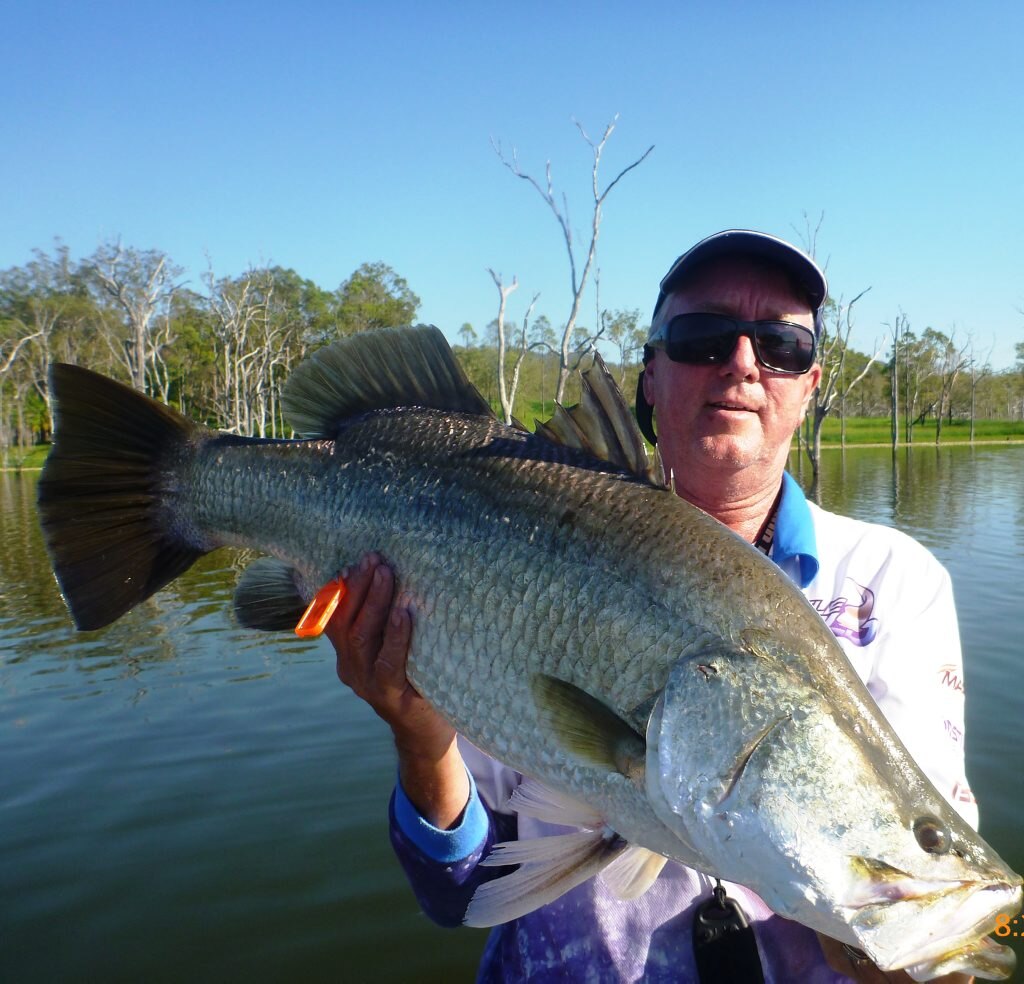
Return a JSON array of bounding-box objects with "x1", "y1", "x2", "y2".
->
[{"x1": 2, "y1": 241, "x2": 1024, "y2": 460}]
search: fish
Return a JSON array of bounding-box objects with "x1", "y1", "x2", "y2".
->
[{"x1": 37, "y1": 324, "x2": 1021, "y2": 979}]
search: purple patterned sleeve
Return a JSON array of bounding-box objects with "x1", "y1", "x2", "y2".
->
[{"x1": 388, "y1": 784, "x2": 518, "y2": 928}]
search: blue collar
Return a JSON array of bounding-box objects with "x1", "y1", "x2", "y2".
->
[{"x1": 771, "y1": 471, "x2": 819, "y2": 587}]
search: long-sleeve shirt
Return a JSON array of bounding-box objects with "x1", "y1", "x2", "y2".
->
[{"x1": 388, "y1": 472, "x2": 976, "y2": 982}]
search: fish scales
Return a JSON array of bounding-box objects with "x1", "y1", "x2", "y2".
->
[
  {"x1": 166, "y1": 410, "x2": 727, "y2": 854},
  {"x1": 181, "y1": 408, "x2": 887, "y2": 876},
  {"x1": 176, "y1": 409, "x2": 688, "y2": 724}
]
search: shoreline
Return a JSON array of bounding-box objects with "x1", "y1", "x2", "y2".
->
[
  {"x1": 793, "y1": 438, "x2": 1024, "y2": 451},
  {"x1": 6, "y1": 438, "x2": 1024, "y2": 473}
]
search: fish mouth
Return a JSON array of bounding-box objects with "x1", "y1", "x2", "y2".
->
[
  {"x1": 904, "y1": 932, "x2": 1018, "y2": 980},
  {"x1": 848, "y1": 876, "x2": 1020, "y2": 915},
  {"x1": 846, "y1": 873, "x2": 1022, "y2": 973},
  {"x1": 846, "y1": 853, "x2": 1022, "y2": 908}
]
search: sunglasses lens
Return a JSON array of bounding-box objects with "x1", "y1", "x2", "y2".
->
[
  {"x1": 754, "y1": 322, "x2": 815, "y2": 373},
  {"x1": 663, "y1": 314, "x2": 736, "y2": 364},
  {"x1": 661, "y1": 314, "x2": 813, "y2": 374}
]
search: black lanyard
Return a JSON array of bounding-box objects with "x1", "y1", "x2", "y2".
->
[
  {"x1": 692, "y1": 497, "x2": 778, "y2": 982},
  {"x1": 692, "y1": 879, "x2": 766, "y2": 983},
  {"x1": 754, "y1": 504, "x2": 778, "y2": 557}
]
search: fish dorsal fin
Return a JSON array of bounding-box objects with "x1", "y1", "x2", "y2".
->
[
  {"x1": 281, "y1": 325, "x2": 494, "y2": 438},
  {"x1": 537, "y1": 352, "x2": 666, "y2": 487}
]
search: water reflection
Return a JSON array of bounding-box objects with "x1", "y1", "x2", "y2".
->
[
  {"x1": 795, "y1": 444, "x2": 1024, "y2": 558},
  {"x1": 1, "y1": 473, "x2": 304, "y2": 683}
]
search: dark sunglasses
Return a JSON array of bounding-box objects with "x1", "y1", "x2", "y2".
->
[{"x1": 647, "y1": 312, "x2": 816, "y2": 375}]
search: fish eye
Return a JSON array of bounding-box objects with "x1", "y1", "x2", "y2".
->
[{"x1": 913, "y1": 815, "x2": 951, "y2": 855}]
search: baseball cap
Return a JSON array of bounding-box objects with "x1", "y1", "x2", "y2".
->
[{"x1": 651, "y1": 229, "x2": 828, "y2": 330}]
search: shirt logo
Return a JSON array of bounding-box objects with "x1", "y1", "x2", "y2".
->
[
  {"x1": 809, "y1": 579, "x2": 879, "y2": 647},
  {"x1": 938, "y1": 664, "x2": 965, "y2": 694},
  {"x1": 943, "y1": 719, "x2": 964, "y2": 746},
  {"x1": 951, "y1": 782, "x2": 976, "y2": 806}
]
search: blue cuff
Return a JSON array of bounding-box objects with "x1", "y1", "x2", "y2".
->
[{"x1": 393, "y1": 768, "x2": 489, "y2": 863}]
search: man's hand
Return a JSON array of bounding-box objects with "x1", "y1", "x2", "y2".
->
[
  {"x1": 324, "y1": 552, "x2": 469, "y2": 829},
  {"x1": 817, "y1": 933, "x2": 972, "y2": 984}
]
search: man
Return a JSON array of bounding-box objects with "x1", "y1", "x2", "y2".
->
[{"x1": 327, "y1": 231, "x2": 975, "y2": 982}]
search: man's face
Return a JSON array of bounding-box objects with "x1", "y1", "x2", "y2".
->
[{"x1": 642, "y1": 255, "x2": 822, "y2": 483}]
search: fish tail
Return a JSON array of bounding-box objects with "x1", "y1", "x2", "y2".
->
[{"x1": 37, "y1": 364, "x2": 209, "y2": 631}]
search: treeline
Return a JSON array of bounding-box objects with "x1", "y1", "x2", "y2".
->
[
  {"x1": 2, "y1": 241, "x2": 1024, "y2": 457},
  {"x1": 0, "y1": 242, "x2": 423, "y2": 448},
  {"x1": 807, "y1": 304, "x2": 1024, "y2": 452}
]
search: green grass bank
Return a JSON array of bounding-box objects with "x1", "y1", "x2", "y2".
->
[{"x1": 6, "y1": 417, "x2": 1024, "y2": 472}]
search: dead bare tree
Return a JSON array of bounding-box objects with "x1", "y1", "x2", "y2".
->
[
  {"x1": 965, "y1": 339, "x2": 994, "y2": 443},
  {"x1": 806, "y1": 288, "x2": 880, "y2": 477},
  {"x1": 0, "y1": 329, "x2": 43, "y2": 466},
  {"x1": 488, "y1": 269, "x2": 518, "y2": 423},
  {"x1": 91, "y1": 242, "x2": 185, "y2": 394},
  {"x1": 487, "y1": 269, "x2": 541, "y2": 424},
  {"x1": 0, "y1": 331, "x2": 42, "y2": 379},
  {"x1": 205, "y1": 266, "x2": 277, "y2": 434},
  {"x1": 896, "y1": 325, "x2": 932, "y2": 443},
  {"x1": 493, "y1": 116, "x2": 653, "y2": 403},
  {"x1": 929, "y1": 328, "x2": 972, "y2": 444},
  {"x1": 148, "y1": 304, "x2": 179, "y2": 405},
  {"x1": 2, "y1": 245, "x2": 93, "y2": 420},
  {"x1": 886, "y1": 312, "x2": 911, "y2": 452},
  {"x1": 793, "y1": 211, "x2": 828, "y2": 273}
]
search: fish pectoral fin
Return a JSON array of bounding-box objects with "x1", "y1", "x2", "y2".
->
[
  {"x1": 531, "y1": 674, "x2": 646, "y2": 780},
  {"x1": 600, "y1": 845, "x2": 669, "y2": 900},
  {"x1": 234, "y1": 558, "x2": 310, "y2": 632},
  {"x1": 463, "y1": 829, "x2": 627, "y2": 927}
]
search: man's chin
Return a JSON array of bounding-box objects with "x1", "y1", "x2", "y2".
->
[{"x1": 694, "y1": 434, "x2": 762, "y2": 468}]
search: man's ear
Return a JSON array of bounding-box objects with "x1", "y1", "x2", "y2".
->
[
  {"x1": 636, "y1": 357, "x2": 658, "y2": 446},
  {"x1": 802, "y1": 363, "x2": 822, "y2": 412},
  {"x1": 642, "y1": 357, "x2": 656, "y2": 406}
]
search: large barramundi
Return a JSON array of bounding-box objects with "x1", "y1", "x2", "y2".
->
[{"x1": 38, "y1": 326, "x2": 1020, "y2": 979}]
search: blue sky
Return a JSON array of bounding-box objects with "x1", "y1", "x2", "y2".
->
[{"x1": 3, "y1": 1, "x2": 1023, "y2": 368}]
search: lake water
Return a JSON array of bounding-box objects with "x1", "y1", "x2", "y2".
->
[{"x1": 2, "y1": 446, "x2": 1023, "y2": 982}]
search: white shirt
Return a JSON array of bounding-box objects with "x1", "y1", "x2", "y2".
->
[{"x1": 800, "y1": 499, "x2": 977, "y2": 828}]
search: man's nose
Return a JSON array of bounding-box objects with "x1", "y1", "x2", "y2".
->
[{"x1": 720, "y1": 332, "x2": 760, "y2": 378}]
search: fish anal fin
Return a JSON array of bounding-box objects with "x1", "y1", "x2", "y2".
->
[
  {"x1": 531, "y1": 674, "x2": 646, "y2": 782},
  {"x1": 234, "y1": 558, "x2": 310, "y2": 631},
  {"x1": 600, "y1": 845, "x2": 669, "y2": 900}
]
